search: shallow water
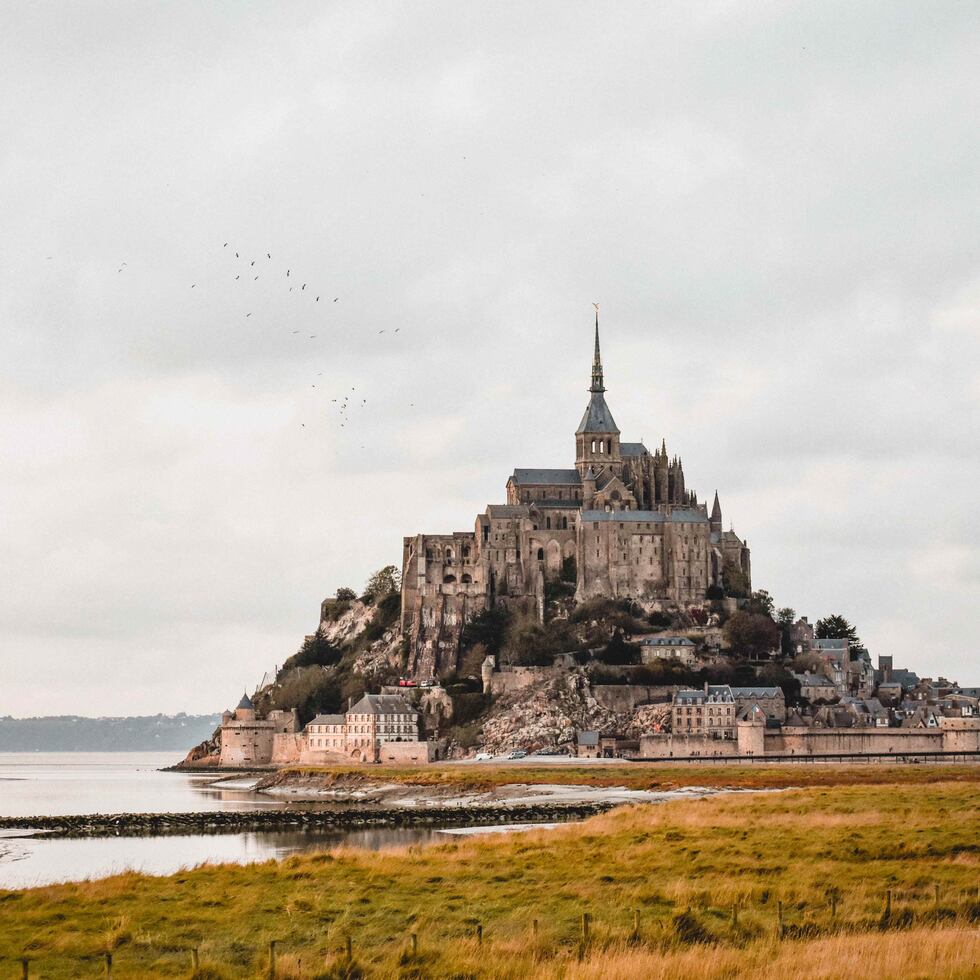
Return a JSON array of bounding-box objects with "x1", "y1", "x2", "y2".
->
[
  {"x1": 0, "y1": 753, "x2": 561, "y2": 888},
  {"x1": 0, "y1": 751, "x2": 282, "y2": 817}
]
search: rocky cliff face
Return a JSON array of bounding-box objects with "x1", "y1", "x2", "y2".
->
[{"x1": 476, "y1": 669, "x2": 670, "y2": 755}]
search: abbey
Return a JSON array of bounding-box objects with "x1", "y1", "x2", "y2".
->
[{"x1": 400, "y1": 319, "x2": 752, "y2": 679}]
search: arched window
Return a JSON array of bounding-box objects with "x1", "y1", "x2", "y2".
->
[
  {"x1": 443, "y1": 574, "x2": 456, "y2": 584},
  {"x1": 561, "y1": 516, "x2": 568, "y2": 530},
  {"x1": 591, "y1": 439, "x2": 596, "y2": 453},
  {"x1": 599, "y1": 440, "x2": 605, "y2": 454},
  {"x1": 462, "y1": 546, "x2": 470, "y2": 559},
  {"x1": 445, "y1": 547, "x2": 454, "y2": 562},
  {"x1": 546, "y1": 517, "x2": 551, "y2": 529},
  {"x1": 461, "y1": 573, "x2": 472, "y2": 584},
  {"x1": 537, "y1": 548, "x2": 545, "y2": 561}
]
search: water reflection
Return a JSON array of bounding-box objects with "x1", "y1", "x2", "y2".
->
[{"x1": 0, "y1": 825, "x2": 450, "y2": 890}]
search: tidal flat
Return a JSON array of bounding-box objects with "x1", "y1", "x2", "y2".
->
[{"x1": 1, "y1": 765, "x2": 978, "y2": 978}]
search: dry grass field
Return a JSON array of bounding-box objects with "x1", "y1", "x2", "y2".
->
[{"x1": 1, "y1": 767, "x2": 978, "y2": 978}]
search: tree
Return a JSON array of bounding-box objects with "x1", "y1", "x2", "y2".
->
[
  {"x1": 815, "y1": 615, "x2": 860, "y2": 645},
  {"x1": 336, "y1": 587, "x2": 357, "y2": 601},
  {"x1": 460, "y1": 606, "x2": 510, "y2": 657},
  {"x1": 596, "y1": 629, "x2": 638, "y2": 665},
  {"x1": 282, "y1": 626, "x2": 341, "y2": 671},
  {"x1": 723, "y1": 611, "x2": 780, "y2": 659},
  {"x1": 722, "y1": 558, "x2": 750, "y2": 599},
  {"x1": 747, "y1": 590, "x2": 775, "y2": 617},
  {"x1": 776, "y1": 607, "x2": 796, "y2": 656},
  {"x1": 363, "y1": 565, "x2": 401, "y2": 602}
]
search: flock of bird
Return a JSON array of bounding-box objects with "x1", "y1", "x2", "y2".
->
[{"x1": 180, "y1": 242, "x2": 407, "y2": 437}]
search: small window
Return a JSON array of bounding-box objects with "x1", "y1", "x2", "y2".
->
[{"x1": 537, "y1": 548, "x2": 544, "y2": 561}]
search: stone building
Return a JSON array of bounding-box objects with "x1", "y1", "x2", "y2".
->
[
  {"x1": 672, "y1": 685, "x2": 737, "y2": 739},
  {"x1": 304, "y1": 694, "x2": 423, "y2": 764},
  {"x1": 219, "y1": 693, "x2": 298, "y2": 766},
  {"x1": 639, "y1": 635, "x2": 698, "y2": 667},
  {"x1": 401, "y1": 317, "x2": 752, "y2": 679}
]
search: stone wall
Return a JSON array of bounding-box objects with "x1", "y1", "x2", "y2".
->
[
  {"x1": 591, "y1": 685, "x2": 674, "y2": 713},
  {"x1": 220, "y1": 722, "x2": 276, "y2": 765},
  {"x1": 378, "y1": 740, "x2": 439, "y2": 765},
  {"x1": 489, "y1": 666, "x2": 558, "y2": 695}
]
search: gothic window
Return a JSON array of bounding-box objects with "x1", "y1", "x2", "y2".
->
[
  {"x1": 599, "y1": 440, "x2": 605, "y2": 454},
  {"x1": 562, "y1": 516, "x2": 568, "y2": 530},
  {"x1": 546, "y1": 517, "x2": 551, "y2": 529},
  {"x1": 462, "y1": 546, "x2": 470, "y2": 559},
  {"x1": 445, "y1": 547, "x2": 454, "y2": 561},
  {"x1": 558, "y1": 491, "x2": 563, "y2": 500},
  {"x1": 591, "y1": 439, "x2": 596, "y2": 453},
  {"x1": 537, "y1": 548, "x2": 544, "y2": 561},
  {"x1": 461, "y1": 574, "x2": 472, "y2": 584},
  {"x1": 425, "y1": 548, "x2": 433, "y2": 560}
]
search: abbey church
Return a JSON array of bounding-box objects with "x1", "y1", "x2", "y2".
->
[{"x1": 400, "y1": 318, "x2": 752, "y2": 679}]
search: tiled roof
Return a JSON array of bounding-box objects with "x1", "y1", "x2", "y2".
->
[
  {"x1": 580, "y1": 509, "x2": 708, "y2": 523},
  {"x1": 576, "y1": 392, "x2": 620, "y2": 434},
  {"x1": 731, "y1": 687, "x2": 783, "y2": 699},
  {"x1": 349, "y1": 694, "x2": 417, "y2": 715},
  {"x1": 577, "y1": 730, "x2": 599, "y2": 746},
  {"x1": 510, "y1": 469, "x2": 582, "y2": 486},
  {"x1": 641, "y1": 636, "x2": 695, "y2": 646},
  {"x1": 308, "y1": 714, "x2": 345, "y2": 726},
  {"x1": 620, "y1": 442, "x2": 649, "y2": 456}
]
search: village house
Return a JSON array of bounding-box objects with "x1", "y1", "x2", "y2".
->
[{"x1": 639, "y1": 635, "x2": 698, "y2": 667}]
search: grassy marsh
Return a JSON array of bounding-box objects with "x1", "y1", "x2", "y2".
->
[{"x1": 2, "y1": 769, "x2": 978, "y2": 978}]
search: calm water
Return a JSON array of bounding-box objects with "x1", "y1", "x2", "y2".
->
[{"x1": 0, "y1": 753, "x2": 449, "y2": 889}]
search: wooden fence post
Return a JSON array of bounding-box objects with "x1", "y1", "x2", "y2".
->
[
  {"x1": 884, "y1": 889, "x2": 892, "y2": 922},
  {"x1": 934, "y1": 883, "x2": 940, "y2": 905},
  {"x1": 632, "y1": 908, "x2": 641, "y2": 938},
  {"x1": 476, "y1": 923, "x2": 483, "y2": 946},
  {"x1": 777, "y1": 901, "x2": 784, "y2": 939},
  {"x1": 830, "y1": 892, "x2": 838, "y2": 919},
  {"x1": 20, "y1": 959, "x2": 28, "y2": 980},
  {"x1": 345, "y1": 935, "x2": 353, "y2": 961},
  {"x1": 268, "y1": 940, "x2": 277, "y2": 977},
  {"x1": 105, "y1": 952, "x2": 113, "y2": 979},
  {"x1": 410, "y1": 932, "x2": 418, "y2": 956},
  {"x1": 581, "y1": 911, "x2": 591, "y2": 945},
  {"x1": 731, "y1": 903, "x2": 738, "y2": 928},
  {"x1": 532, "y1": 918, "x2": 539, "y2": 939},
  {"x1": 191, "y1": 947, "x2": 199, "y2": 971}
]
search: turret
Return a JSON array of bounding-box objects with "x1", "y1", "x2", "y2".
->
[
  {"x1": 710, "y1": 491, "x2": 722, "y2": 534},
  {"x1": 582, "y1": 466, "x2": 597, "y2": 509}
]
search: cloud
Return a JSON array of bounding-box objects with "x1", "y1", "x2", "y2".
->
[{"x1": 1, "y1": 1, "x2": 979, "y2": 713}]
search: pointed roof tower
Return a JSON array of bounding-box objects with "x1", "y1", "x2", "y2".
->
[
  {"x1": 711, "y1": 490, "x2": 722, "y2": 522},
  {"x1": 576, "y1": 308, "x2": 619, "y2": 435}
]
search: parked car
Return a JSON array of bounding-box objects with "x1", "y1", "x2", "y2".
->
[
  {"x1": 397, "y1": 678, "x2": 417, "y2": 687},
  {"x1": 420, "y1": 679, "x2": 437, "y2": 688},
  {"x1": 474, "y1": 752, "x2": 493, "y2": 761},
  {"x1": 507, "y1": 750, "x2": 527, "y2": 760}
]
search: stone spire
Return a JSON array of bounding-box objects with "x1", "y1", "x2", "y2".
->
[
  {"x1": 590, "y1": 308, "x2": 605, "y2": 393},
  {"x1": 710, "y1": 490, "x2": 722, "y2": 533}
]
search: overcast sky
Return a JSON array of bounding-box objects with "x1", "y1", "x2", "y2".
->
[{"x1": 2, "y1": 2, "x2": 978, "y2": 717}]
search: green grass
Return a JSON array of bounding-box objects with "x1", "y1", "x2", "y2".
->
[
  {"x1": 2, "y1": 770, "x2": 979, "y2": 978},
  {"x1": 272, "y1": 760, "x2": 980, "y2": 792}
]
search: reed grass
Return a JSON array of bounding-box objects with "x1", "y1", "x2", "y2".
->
[{"x1": 1, "y1": 773, "x2": 978, "y2": 978}]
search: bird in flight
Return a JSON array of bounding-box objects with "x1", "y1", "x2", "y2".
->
[
  {"x1": 316, "y1": 296, "x2": 319, "y2": 302},
  {"x1": 266, "y1": 253, "x2": 271, "y2": 259},
  {"x1": 250, "y1": 260, "x2": 255, "y2": 266},
  {"x1": 223, "y1": 243, "x2": 228, "y2": 247},
  {"x1": 235, "y1": 275, "x2": 240, "y2": 280},
  {"x1": 235, "y1": 252, "x2": 239, "y2": 258},
  {"x1": 309, "y1": 334, "x2": 317, "y2": 338},
  {"x1": 191, "y1": 284, "x2": 196, "y2": 288},
  {"x1": 302, "y1": 284, "x2": 306, "y2": 290},
  {"x1": 246, "y1": 313, "x2": 252, "y2": 318},
  {"x1": 394, "y1": 328, "x2": 400, "y2": 332}
]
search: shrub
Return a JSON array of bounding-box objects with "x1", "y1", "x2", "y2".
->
[
  {"x1": 705, "y1": 584, "x2": 724, "y2": 600},
  {"x1": 596, "y1": 631, "x2": 639, "y2": 665},
  {"x1": 362, "y1": 564, "x2": 401, "y2": 604},
  {"x1": 647, "y1": 610, "x2": 674, "y2": 629},
  {"x1": 336, "y1": 587, "x2": 357, "y2": 601}
]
